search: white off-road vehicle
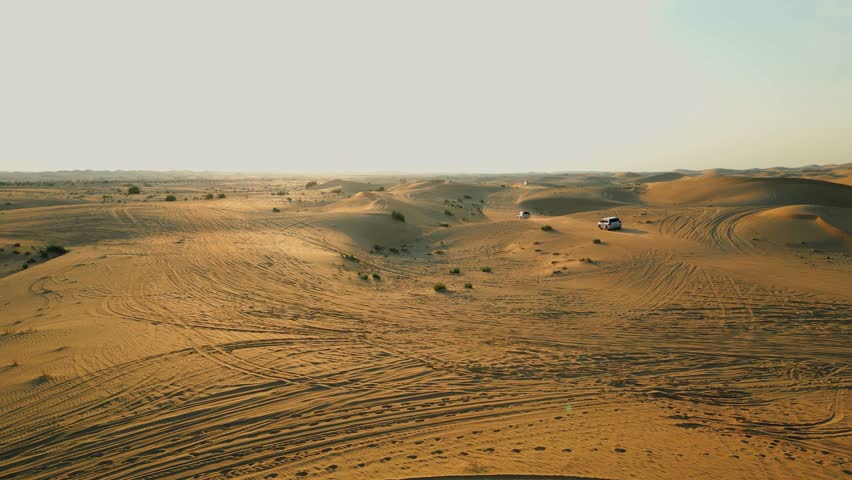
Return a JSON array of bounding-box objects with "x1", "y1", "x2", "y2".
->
[
  {"x1": 517, "y1": 211, "x2": 531, "y2": 219},
  {"x1": 598, "y1": 216, "x2": 622, "y2": 230}
]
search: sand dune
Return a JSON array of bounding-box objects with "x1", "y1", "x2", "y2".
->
[
  {"x1": 0, "y1": 170, "x2": 849, "y2": 480},
  {"x1": 643, "y1": 174, "x2": 852, "y2": 207}
]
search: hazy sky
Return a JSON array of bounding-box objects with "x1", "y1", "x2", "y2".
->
[{"x1": 1, "y1": 0, "x2": 850, "y2": 173}]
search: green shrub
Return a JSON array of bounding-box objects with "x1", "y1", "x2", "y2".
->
[
  {"x1": 480, "y1": 266, "x2": 491, "y2": 272},
  {"x1": 358, "y1": 272, "x2": 369, "y2": 280},
  {"x1": 372, "y1": 273, "x2": 381, "y2": 280},
  {"x1": 341, "y1": 253, "x2": 359, "y2": 262},
  {"x1": 165, "y1": 195, "x2": 177, "y2": 201},
  {"x1": 391, "y1": 210, "x2": 406, "y2": 222},
  {"x1": 449, "y1": 267, "x2": 460, "y2": 274},
  {"x1": 388, "y1": 247, "x2": 399, "y2": 254},
  {"x1": 217, "y1": 193, "x2": 226, "y2": 199},
  {"x1": 541, "y1": 225, "x2": 553, "y2": 231},
  {"x1": 127, "y1": 185, "x2": 141, "y2": 195},
  {"x1": 204, "y1": 193, "x2": 214, "y2": 200},
  {"x1": 444, "y1": 209, "x2": 454, "y2": 216},
  {"x1": 372, "y1": 244, "x2": 385, "y2": 252},
  {"x1": 305, "y1": 181, "x2": 318, "y2": 189},
  {"x1": 593, "y1": 238, "x2": 601, "y2": 244},
  {"x1": 375, "y1": 186, "x2": 385, "y2": 191},
  {"x1": 463, "y1": 194, "x2": 472, "y2": 199},
  {"x1": 433, "y1": 282, "x2": 446, "y2": 292},
  {"x1": 272, "y1": 207, "x2": 281, "y2": 212},
  {"x1": 464, "y1": 282, "x2": 473, "y2": 289},
  {"x1": 439, "y1": 223, "x2": 449, "y2": 228}
]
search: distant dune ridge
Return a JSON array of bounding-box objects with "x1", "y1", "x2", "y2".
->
[{"x1": 0, "y1": 164, "x2": 850, "y2": 479}]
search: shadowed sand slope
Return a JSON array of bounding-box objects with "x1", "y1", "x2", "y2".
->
[{"x1": 0, "y1": 174, "x2": 850, "y2": 480}]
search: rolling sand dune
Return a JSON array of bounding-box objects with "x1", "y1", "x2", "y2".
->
[
  {"x1": 0, "y1": 170, "x2": 849, "y2": 480},
  {"x1": 643, "y1": 174, "x2": 852, "y2": 207}
]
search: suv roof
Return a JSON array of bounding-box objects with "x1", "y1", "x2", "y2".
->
[{"x1": 601, "y1": 216, "x2": 619, "y2": 221}]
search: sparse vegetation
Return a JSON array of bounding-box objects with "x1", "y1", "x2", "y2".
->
[
  {"x1": 449, "y1": 267, "x2": 460, "y2": 274},
  {"x1": 391, "y1": 210, "x2": 406, "y2": 222},
  {"x1": 127, "y1": 185, "x2": 141, "y2": 195},
  {"x1": 541, "y1": 225, "x2": 553, "y2": 231},
  {"x1": 272, "y1": 207, "x2": 281, "y2": 212},
  {"x1": 204, "y1": 193, "x2": 214, "y2": 200},
  {"x1": 341, "y1": 253, "x2": 359, "y2": 263},
  {"x1": 464, "y1": 282, "x2": 473, "y2": 289},
  {"x1": 372, "y1": 273, "x2": 381, "y2": 280},
  {"x1": 165, "y1": 195, "x2": 177, "y2": 201},
  {"x1": 46, "y1": 245, "x2": 68, "y2": 255},
  {"x1": 433, "y1": 282, "x2": 446, "y2": 292},
  {"x1": 480, "y1": 266, "x2": 491, "y2": 272},
  {"x1": 217, "y1": 193, "x2": 226, "y2": 199}
]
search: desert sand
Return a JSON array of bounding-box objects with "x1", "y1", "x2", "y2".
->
[{"x1": 0, "y1": 166, "x2": 850, "y2": 479}]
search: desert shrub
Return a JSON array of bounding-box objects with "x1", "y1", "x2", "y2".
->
[
  {"x1": 204, "y1": 193, "x2": 214, "y2": 200},
  {"x1": 24, "y1": 251, "x2": 30, "y2": 255},
  {"x1": 20, "y1": 264, "x2": 27, "y2": 270},
  {"x1": 40, "y1": 251, "x2": 48, "y2": 258},
  {"x1": 433, "y1": 282, "x2": 446, "y2": 292},
  {"x1": 13, "y1": 243, "x2": 20, "y2": 247},
  {"x1": 305, "y1": 181, "x2": 318, "y2": 189},
  {"x1": 341, "y1": 253, "x2": 359, "y2": 262},
  {"x1": 165, "y1": 195, "x2": 177, "y2": 201},
  {"x1": 272, "y1": 207, "x2": 281, "y2": 212},
  {"x1": 331, "y1": 188, "x2": 343, "y2": 194},
  {"x1": 372, "y1": 244, "x2": 385, "y2": 252},
  {"x1": 449, "y1": 267, "x2": 460, "y2": 274},
  {"x1": 358, "y1": 272, "x2": 369, "y2": 280},
  {"x1": 391, "y1": 210, "x2": 406, "y2": 222},
  {"x1": 593, "y1": 238, "x2": 601, "y2": 244},
  {"x1": 480, "y1": 266, "x2": 491, "y2": 272},
  {"x1": 388, "y1": 247, "x2": 399, "y2": 254},
  {"x1": 439, "y1": 223, "x2": 449, "y2": 228},
  {"x1": 463, "y1": 194, "x2": 472, "y2": 199},
  {"x1": 541, "y1": 225, "x2": 553, "y2": 231},
  {"x1": 217, "y1": 193, "x2": 226, "y2": 199},
  {"x1": 444, "y1": 209, "x2": 454, "y2": 216},
  {"x1": 372, "y1": 273, "x2": 381, "y2": 280},
  {"x1": 464, "y1": 282, "x2": 473, "y2": 289},
  {"x1": 375, "y1": 186, "x2": 385, "y2": 191},
  {"x1": 127, "y1": 185, "x2": 141, "y2": 195},
  {"x1": 434, "y1": 250, "x2": 444, "y2": 255},
  {"x1": 46, "y1": 245, "x2": 68, "y2": 255}
]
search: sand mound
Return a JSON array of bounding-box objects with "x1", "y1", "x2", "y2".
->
[
  {"x1": 738, "y1": 205, "x2": 852, "y2": 247},
  {"x1": 631, "y1": 172, "x2": 686, "y2": 184},
  {"x1": 311, "y1": 179, "x2": 381, "y2": 194},
  {"x1": 644, "y1": 174, "x2": 852, "y2": 207},
  {"x1": 391, "y1": 180, "x2": 499, "y2": 202},
  {"x1": 518, "y1": 195, "x2": 624, "y2": 216}
]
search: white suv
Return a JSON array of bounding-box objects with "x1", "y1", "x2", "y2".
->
[{"x1": 598, "y1": 216, "x2": 622, "y2": 230}]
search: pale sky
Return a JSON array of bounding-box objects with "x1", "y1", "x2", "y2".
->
[{"x1": 1, "y1": 0, "x2": 850, "y2": 173}]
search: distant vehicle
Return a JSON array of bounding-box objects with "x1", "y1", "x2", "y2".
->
[
  {"x1": 598, "y1": 216, "x2": 622, "y2": 230},
  {"x1": 517, "y1": 211, "x2": 531, "y2": 219}
]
